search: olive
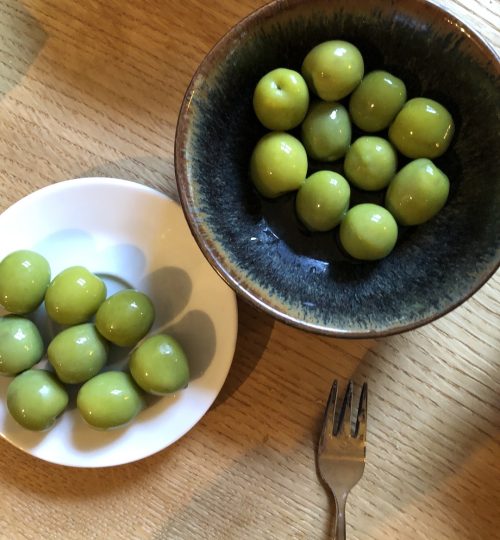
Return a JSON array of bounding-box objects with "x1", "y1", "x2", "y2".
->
[
  {"x1": 95, "y1": 289, "x2": 155, "y2": 347},
  {"x1": 7, "y1": 369, "x2": 68, "y2": 431},
  {"x1": 44, "y1": 266, "x2": 106, "y2": 325},
  {"x1": 0, "y1": 315, "x2": 44, "y2": 376},
  {"x1": 385, "y1": 158, "x2": 450, "y2": 226},
  {"x1": 129, "y1": 334, "x2": 190, "y2": 395},
  {"x1": 343, "y1": 136, "x2": 397, "y2": 191},
  {"x1": 295, "y1": 171, "x2": 350, "y2": 232},
  {"x1": 253, "y1": 68, "x2": 310, "y2": 131},
  {"x1": 301, "y1": 101, "x2": 351, "y2": 162},
  {"x1": 302, "y1": 40, "x2": 364, "y2": 101},
  {"x1": 388, "y1": 97, "x2": 455, "y2": 158},
  {"x1": 339, "y1": 204, "x2": 398, "y2": 260},
  {"x1": 0, "y1": 250, "x2": 50, "y2": 314},
  {"x1": 77, "y1": 371, "x2": 144, "y2": 430},
  {"x1": 250, "y1": 132, "x2": 308, "y2": 198},
  {"x1": 47, "y1": 323, "x2": 108, "y2": 384},
  {"x1": 349, "y1": 70, "x2": 407, "y2": 132}
]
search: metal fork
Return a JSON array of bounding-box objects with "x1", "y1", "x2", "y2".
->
[{"x1": 317, "y1": 380, "x2": 368, "y2": 540}]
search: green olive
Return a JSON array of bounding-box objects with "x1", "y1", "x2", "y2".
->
[
  {"x1": 250, "y1": 132, "x2": 308, "y2": 198},
  {"x1": 301, "y1": 101, "x2": 351, "y2": 161},
  {"x1": 388, "y1": 97, "x2": 455, "y2": 158},
  {"x1": 77, "y1": 371, "x2": 144, "y2": 430},
  {"x1": 95, "y1": 289, "x2": 155, "y2": 347},
  {"x1": 0, "y1": 315, "x2": 44, "y2": 375},
  {"x1": 295, "y1": 171, "x2": 350, "y2": 232},
  {"x1": 339, "y1": 203, "x2": 398, "y2": 260},
  {"x1": 385, "y1": 158, "x2": 450, "y2": 226},
  {"x1": 47, "y1": 323, "x2": 108, "y2": 384},
  {"x1": 252, "y1": 68, "x2": 310, "y2": 131},
  {"x1": 44, "y1": 266, "x2": 107, "y2": 325},
  {"x1": 0, "y1": 250, "x2": 50, "y2": 314},
  {"x1": 301, "y1": 40, "x2": 364, "y2": 101},
  {"x1": 129, "y1": 334, "x2": 190, "y2": 395},
  {"x1": 349, "y1": 70, "x2": 407, "y2": 132},
  {"x1": 7, "y1": 369, "x2": 68, "y2": 431},
  {"x1": 343, "y1": 136, "x2": 397, "y2": 191}
]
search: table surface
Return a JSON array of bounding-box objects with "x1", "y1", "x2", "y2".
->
[{"x1": 0, "y1": 0, "x2": 498, "y2": 538}]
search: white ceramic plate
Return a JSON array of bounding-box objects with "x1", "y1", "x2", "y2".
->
[{"x1": 0, "y1": 178, "x2": 238, "y2": 467}]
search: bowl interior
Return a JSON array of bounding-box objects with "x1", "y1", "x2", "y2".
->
[{"x1": 176, "y1": 0, "x2": 500, "y2": 337}]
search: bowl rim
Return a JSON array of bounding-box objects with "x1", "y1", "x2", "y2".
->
[{"x1": 174, "y1": 0, "x2": 500, "y2": 338}]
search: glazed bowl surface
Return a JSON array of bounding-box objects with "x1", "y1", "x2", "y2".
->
[{"x1": 175, "y1": 0, "x2": 500, "y2": 337}]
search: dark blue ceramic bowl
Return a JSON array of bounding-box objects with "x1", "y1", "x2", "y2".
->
[{"x1": 175, "y1": 0, "x2": 500, "y2": 337}]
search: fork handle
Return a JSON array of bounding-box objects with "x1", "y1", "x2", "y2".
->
[{"x1": 335, "y1": 494, "x2": 347, "y2": 540}]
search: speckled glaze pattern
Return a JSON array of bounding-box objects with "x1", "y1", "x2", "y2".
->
[{"x1": 175, "y1": 0, "x2": 500, "y2": 337}]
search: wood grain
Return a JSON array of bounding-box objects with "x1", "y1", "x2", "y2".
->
[{"x1": 0, "y1": 1, "x2": 499, "y2": 539}]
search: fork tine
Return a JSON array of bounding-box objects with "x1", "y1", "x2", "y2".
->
[
  {"x1": 319, "y1": 379, "x2": 338, "y2": 446},
  {"x1": 337, "y1": 380, "x2": 354, "y2": 437},
  {"x1": 355, "y1": 382, "x2": 368, "y2": 441}
]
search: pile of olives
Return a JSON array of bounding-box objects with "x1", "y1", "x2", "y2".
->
[
  {"x1": 250, "y1": 40, "x2": 454, "y2": 260},
  {"x1": 0, "y1": 249, "x2": 190, "y2": 432}
]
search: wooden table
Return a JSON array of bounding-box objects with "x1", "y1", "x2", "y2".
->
[{"x1": 0, "y1": 1, "x2": 498, "y2": 538}]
